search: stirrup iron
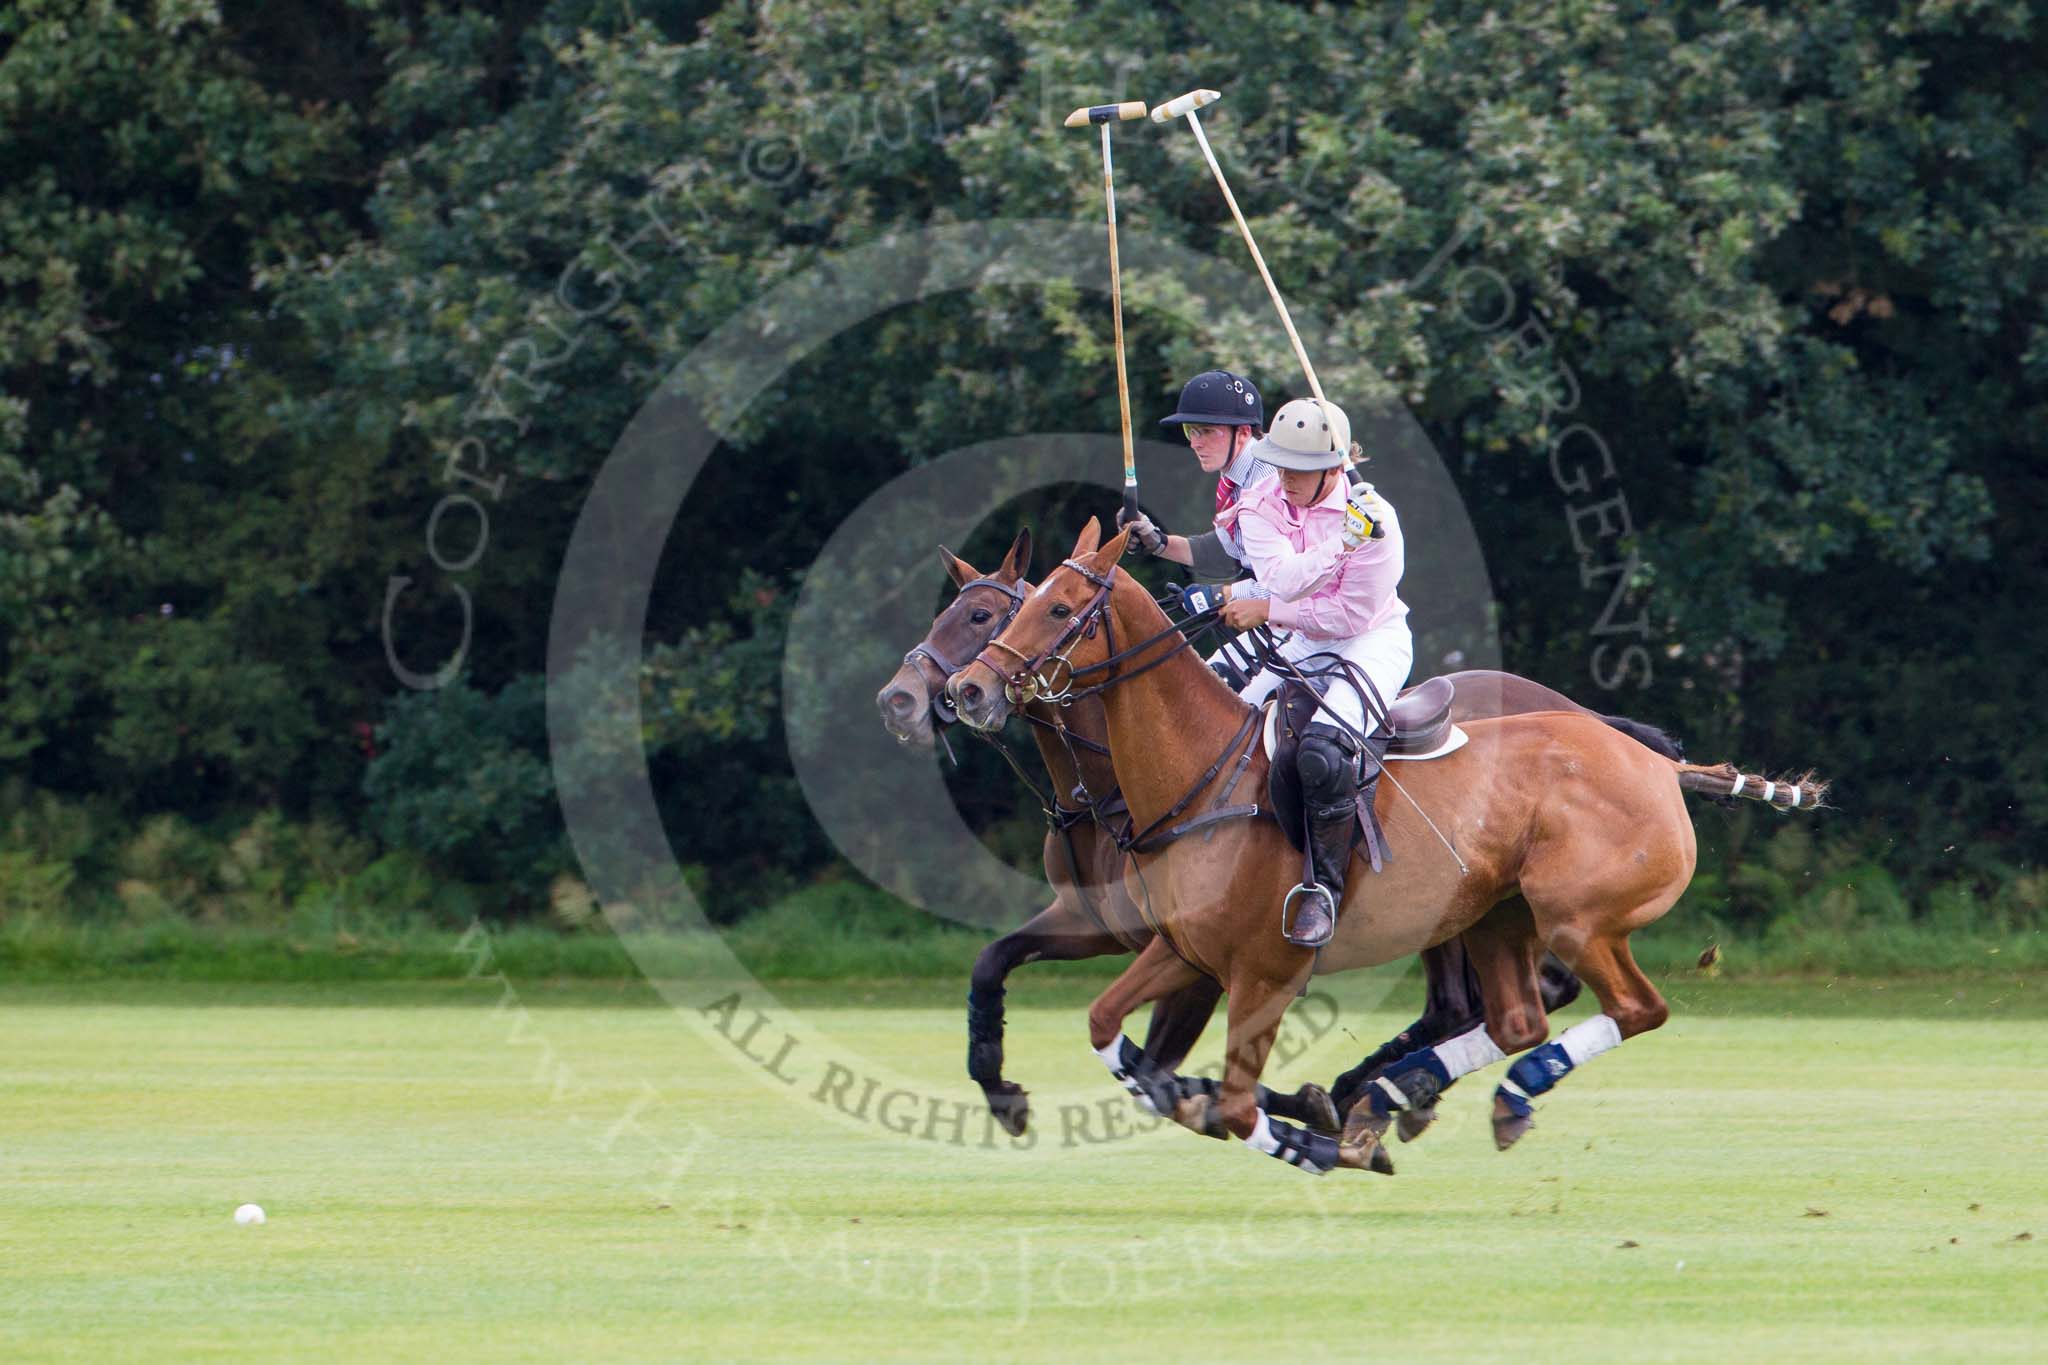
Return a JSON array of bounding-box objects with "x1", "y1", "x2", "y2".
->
[{"x1": 1280, "y1": 881, "x2": 1336, "y2": 949}]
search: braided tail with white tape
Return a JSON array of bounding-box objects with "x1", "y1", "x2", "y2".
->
[{"x1": 1675, "y1": 762, "x2": 1830, "y2": 813}]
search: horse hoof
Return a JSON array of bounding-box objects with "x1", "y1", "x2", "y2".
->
[
  {"x1": 1336, "y1": 1134, "x2": 1392, "y2": 1174},
  {"x1": 1173, "y1": 1093, "x2": 1231, "y2": 1140},
  {"x1": 1490, "y1": 1094, "x2": 1533, "y2": 1151},
  {"x1": 1342, "y1": 1104, "x2": 1390, "y2": 1151},
  {"x1": 1295, "y1": 1083, "x2": 1341, "y2": 1135},
  {"x1": 986, "y1": 1085, "x2": 1031, "y2": 1137},
  {"x1": 1396, "y1": 1102, "x2": 1438, "y2": 1143}
]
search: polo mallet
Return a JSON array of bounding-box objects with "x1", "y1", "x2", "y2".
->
[
  {"x1": 1151, "y1": 89, "x2": 1360, "y2": 485},
  {"x1": 1065, "y1": 100, "x2": 1148, "y2": 523}
]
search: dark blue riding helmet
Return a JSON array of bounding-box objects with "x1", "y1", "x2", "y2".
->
[{"x1": 1159, "y1": 369, "x2": 1264, "y2": 429}]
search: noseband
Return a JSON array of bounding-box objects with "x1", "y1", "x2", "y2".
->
[
  {"x1": 903, "y1": 576, "x2": 1029, "y2": 724},
  {"x1": 971, "y1": 558, "x2": 1118, "y2": 706}
]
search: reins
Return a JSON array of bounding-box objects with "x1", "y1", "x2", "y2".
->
[
  {"x1": 903, "y1": 572, "x2": 1134, "y2": 925},
  {"x1": 968, "y1": 558, "x2": 1262, "y2": 866},
  {"x1": 970, "y1": 558, "x2": 1229, "y2": 709}
]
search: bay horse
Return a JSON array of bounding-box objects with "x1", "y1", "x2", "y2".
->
[
  {"x1": 878, "y1": 528, "x2": 1689, "y2": 1146},
  {"x1": 875, "y1": 528, "x2": 1340, "y2": 1143},
  {"x1": 947, "y1": 521, "x2": 1826, "y2": 1174}
]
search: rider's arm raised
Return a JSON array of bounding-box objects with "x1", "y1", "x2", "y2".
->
[{"x1": 1267, "y1": 510, "x2": 1404, "y2": 637}]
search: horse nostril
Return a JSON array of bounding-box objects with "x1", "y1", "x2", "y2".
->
[
  {"x1": 958, "y1": 681, "x2": 984, "y2": 710},
  {"x1": 885, "y1": 689, "x2": 916, "y2": 716}
]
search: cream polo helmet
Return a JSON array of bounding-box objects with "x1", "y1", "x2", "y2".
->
[{"x1": 1245, "y1": 398, "x2": 1352, "y2": 470}]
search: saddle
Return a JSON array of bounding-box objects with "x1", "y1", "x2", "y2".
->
[{"x1": 1263, "y1": 674, "x2": 1468, "y2": 867}]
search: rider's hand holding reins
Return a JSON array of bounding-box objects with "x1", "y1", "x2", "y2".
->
[{"x1": 1221, "y1": 595, "x2": 1270, "y2": 630}]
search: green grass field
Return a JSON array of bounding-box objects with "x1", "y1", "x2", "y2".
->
[{"x1": 5, "y1": 969, "x2": 2045, "y2": 1362}]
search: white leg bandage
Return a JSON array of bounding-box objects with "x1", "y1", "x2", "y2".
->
[
  {"x1": 1095, "y1": 1035, "x2": 1159, "y2": 1115},
  {"x1": 1435, "y1": 1023, "x2": 1508, "y2": 1079},
  {"x1": 1093, "y1": 1036, "x2": 1127, "y2": 1073},
  {"x1": 1558, "y1": 1014, "x2": 1623, "y2": 1067},
  {"x1": 1242, "y1": 1109, "x2": 1281, "y2": 1156}
]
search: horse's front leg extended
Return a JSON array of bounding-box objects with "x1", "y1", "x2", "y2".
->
[
  {"x1": 970, "y1": 901, "x2": 1127, "y2": 1136},
  {"x1": 1215, "y1": 962, "x2": 1375, "y2": 1174},
  {"x1": 1086, "y1": 938, "x2": 1209, "y2": 1124}
]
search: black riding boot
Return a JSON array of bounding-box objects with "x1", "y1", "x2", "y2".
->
[{"x1": 1283, "y1": 724, "x2": 1360, "y2": 949}]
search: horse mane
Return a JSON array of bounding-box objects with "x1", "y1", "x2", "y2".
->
[{"x1": 1108, "y1": 566, "x2": 1251, "y2": 715}]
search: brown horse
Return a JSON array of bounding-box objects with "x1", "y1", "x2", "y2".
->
[
  {"x1": 947, "y1": 520, "x2": 1826, "y2": 1174},
  {"x1": 877, "y1": 528, "x2": 1682, "y2": 1144},
  {"x1": 874, "y1": 530, "x2": 1334, "y2": 1137}
]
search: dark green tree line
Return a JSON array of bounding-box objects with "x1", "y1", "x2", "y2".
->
[{"x1": 2, "y1": 0, "x2": 2041, "y2": 926}]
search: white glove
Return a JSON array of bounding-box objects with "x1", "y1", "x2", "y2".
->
[
  {"x1": 1115, "y1": 506, "x2": 1168, "y2": 556},
  {"x1": 1341, "y1": 482, "x2": 1385, "y2": 548}
]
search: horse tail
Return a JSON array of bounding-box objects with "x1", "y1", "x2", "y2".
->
[
  {"x1": 1597, "y1": 712, "x2": 1684, "y2": 761},
  {"x1": 1674, "y1": 761, "x2": 1830, "y2": 813}
]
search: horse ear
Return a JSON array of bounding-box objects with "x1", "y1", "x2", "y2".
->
[
  {"x1": 1072, "y1": 517, "x2": 1103, "y2": 557},
  {"x1": 1094, "y1": 526, "x2": 1132, "y2": 572},
  {"x1": 999, "y1": 527, "x2": 1033, "y2": 583},
  {"x1": 937, "y1": 545, "x2": 977, "y2": 588}
]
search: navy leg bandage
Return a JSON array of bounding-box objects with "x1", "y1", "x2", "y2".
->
[
  {"x1": 1245, "y1": 1110, "x2": 1341, "y2": 1174},
  {"x1": 1366, "y1": 1048, "x2": 1450, "y2": 1119},
  {"x1": 1495, "y1": 1041, "x2": 1573, "y2": 1117}
]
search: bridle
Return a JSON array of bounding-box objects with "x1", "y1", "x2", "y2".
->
[
  {"x1": 970, "y1": 557, "x2": 1225, "y2": 709},
  {"x1": 902, "y1": 575, "x2": 1028, "y2": 725},
  {"x1": 971, "y1": 558, "x2": 1117, "y2": 706}
]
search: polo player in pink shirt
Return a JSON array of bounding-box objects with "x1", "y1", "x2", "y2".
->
[{"x1": 1218, "y1": 398, "x2": 1411, "y2": 948}]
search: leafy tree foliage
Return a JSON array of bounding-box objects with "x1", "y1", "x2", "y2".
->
[{"x1": 2, "y1": 0, "x2": 2040, "y2": 910}]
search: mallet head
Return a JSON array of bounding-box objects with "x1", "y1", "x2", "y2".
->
[
  {"x1": 1149, "y1": 89, "x2": 1220, "y2": 122},
  {"x1": 1064, "y1": 101, "x2": 1149, "y2": 127}
]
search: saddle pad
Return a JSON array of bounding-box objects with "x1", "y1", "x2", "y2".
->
[{"x1": 1260, "y1": 697, "x2": 1469, "y2": 763}]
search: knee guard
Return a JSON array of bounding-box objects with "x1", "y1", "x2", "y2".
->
[{"x1": 1296, "y1": 723, "x2": 1358, "y2": 809}]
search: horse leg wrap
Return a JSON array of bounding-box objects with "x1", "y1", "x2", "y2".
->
[
  {"x1": 1095, "y1": 1036, "x2": 1178, "y2": 1117},
  {"x1": 1367, "y1": 1023, "x2": 1507, "y2": 1118},
  {"x1": 1494, "y1": 1015, "x2": 1622, "y2": 1117},
  {"x1": 1166, "y1": 1076, "x2": 1231, "y2": 1138},
  {"x1": 1178, "y1": 1073, "x2": 1281, "y2": 1105},
  {"x1": 966, "y1": 985, "x2": 1006, "y2": 1087},
  {"x1": 1244, "y1": 1109, "x2": 1339, "y2": 1175}
]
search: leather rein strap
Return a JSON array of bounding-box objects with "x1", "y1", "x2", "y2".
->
[{"x1": 972, "y1": 556, "x2": 1261, "y2": 858}]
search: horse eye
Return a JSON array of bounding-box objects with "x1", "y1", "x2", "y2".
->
[
  {"x1": 969, "y1": 609, "x2": 992, "y2": 625},
  {"x1": 1049, "y1": 604, "x2": 1072, "y2": 619}
]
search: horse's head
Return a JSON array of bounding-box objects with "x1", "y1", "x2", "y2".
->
[
  {"x1": 875, "y1": 527, "x2": 1034, "y2": 748},
  {"x1": 947, "y1": 518, "x2": 1130, "y2": 731}
]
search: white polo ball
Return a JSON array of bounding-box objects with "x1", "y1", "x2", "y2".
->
[{"x1": 233, "y1": 1203, "x2": 266, "y2": 1226}]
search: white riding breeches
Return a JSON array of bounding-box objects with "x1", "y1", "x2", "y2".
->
[{"x1": 1237, "y1": 620, "x2": 1414, "y2": 739}]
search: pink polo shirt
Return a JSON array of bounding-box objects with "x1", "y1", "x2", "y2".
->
[{"x1": 1226, "y1": 476, "x2": 1409, "y2": 639}]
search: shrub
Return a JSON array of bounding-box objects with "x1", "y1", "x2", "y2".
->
[
  {"x1": 363, "y1": 677, "x2": 569, "y2": 902},
  {"x1": 0, "y1": 852, "x2": 72, "y2": 920}
]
